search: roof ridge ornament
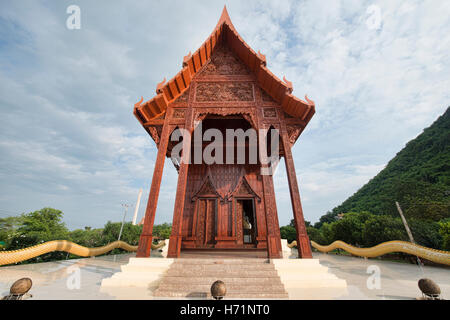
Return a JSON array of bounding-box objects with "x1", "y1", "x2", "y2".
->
[
  {"x1": 156, "y1": 78, "x2": 166, "y2": 94},
  {"x1": 257, "y1": 51, "x2": 266, "y2": 66},
  {"x1": 305, "y1": 95, "x2": 315, "y2": 106},
  {"x1": 216, "y1": 5, "x2": 235, "y2": 29},
  {"x1": 134, "y1": 96, "x2": 143, "y2": 109},
  {"x1": 283, "y1": 76, "x2": 293, "y2": 93},
  {"x1": 183, "y1": 51, "x2": 192, "y2": 67}
]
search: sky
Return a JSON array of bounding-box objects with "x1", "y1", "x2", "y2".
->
[{"x1": 0, "y1": 0, "x2": 449, "y2": 230}]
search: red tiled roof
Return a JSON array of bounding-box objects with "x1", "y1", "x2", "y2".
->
[{"x1": 134, "y1": 6, "x2": 315, "y2": 127}]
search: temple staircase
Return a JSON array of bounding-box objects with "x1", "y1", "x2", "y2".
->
[{"x1": 153, "y1": 257, "x2": 288, "y2": 299}]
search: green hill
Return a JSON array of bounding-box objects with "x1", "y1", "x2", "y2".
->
[{"x1": 327, "y1": 107, "x2": 450, "y2": 222}]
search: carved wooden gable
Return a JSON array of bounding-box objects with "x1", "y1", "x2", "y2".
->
[
  {"x1": 191, "y1": 174, "x2": 222, "y2": 201},
  {"x1": 173, "y1": 88, "x2": 190, "y2": 103},
  {"x1": 195, "y1": 82, "x2": 254, "y2": 102},
  {"x1": 198, "y1": 45, "x2": 251, "y2": 76}
]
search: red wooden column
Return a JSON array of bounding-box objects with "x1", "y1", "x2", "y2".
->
[
  {"x1": 280, "y1": 123, "x2": 313, "y2": 258},
  {"x1": 167, "y1": 108, "x2": 194, "y2": 258},
  {"x1": 136, "y1": 118, "x2": 174, "y2": 257},
  {"x1": 258, "y1": 124, "x2": 282, "y2": 259}
]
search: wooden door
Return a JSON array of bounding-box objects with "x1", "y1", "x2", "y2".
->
[
  {"x1": 195, "y1": 198, "x2": 217, "y2": 247},
  {"x1": 235, "y1": 199, "x2": 244, "y2": 245}
]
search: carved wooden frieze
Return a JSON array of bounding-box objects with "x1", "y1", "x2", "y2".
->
[
  {"x1": 147, "y1": 126, "x2": 160, "y2": 146},
  {"x1": 147, "y1": 125, "x2": 163, "y2": 146},
  {"x1": 195, "y1": 82, "x2": 254, "y2": 102},
  {"x1": 194, "y1": 108, "x2": 258, "y2": 130},
  {"x1": 198, "y1": 45, "x2": 250, "y2": 76},
  {"x1": 261, "y1": 89, "x2": 275, "y2": 103},
  {"x1": 263, "y1": 108, "x2": 277, "y2": 118},
  {"x1": 174, "y1": 88, "x2": 190, "y2": 103},
  {"x1": 286, "y1": 124, "x2": 302, "y2": 145},
  {"x1": 172, "y1": 108, "x2": 186, "y2": 119}
]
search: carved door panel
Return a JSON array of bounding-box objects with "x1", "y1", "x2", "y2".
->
[
  {"x1": 235, "y1": 199, "x2": 244, "y2": 245},
  {"x1": 195, "y1": 199, "x2": 206, "y2": 246},
  {"x1": 205, "y1": 199, "x2": 216, "y2": 246},
  {"x1": 195, "y1": 198, "x2": 217, "y2": 247}
]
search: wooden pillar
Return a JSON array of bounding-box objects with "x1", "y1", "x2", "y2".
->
[
  {"x1": 136, "y1": 119, "x2": 174, "y2": 257},
  {"x1": 280, "y1": 123, "x2": 313, "y2": 258},
  {"x1": 167, "y1": 108, "x2": 194, "y2": 258},
  {"x1": 258, "y1": 124, "x2": 282, "y2": 259}
]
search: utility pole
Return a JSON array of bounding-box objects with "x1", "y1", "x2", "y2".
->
[
  {"x1": 132, "y1": 188, "x2": 143, "y2": 225},
  {"x1": 395, "y1": 201, "x2": 424, "y2": 271},
  {"x1": 118, "y1": 203, "x2": 132, "y2": 242}
]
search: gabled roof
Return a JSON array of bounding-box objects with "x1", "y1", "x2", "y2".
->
[{"x1": 134, "y1": 6, "x2": 315, "y2": 128}]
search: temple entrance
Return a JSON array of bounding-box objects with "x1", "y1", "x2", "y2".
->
[
  {"x1": 237, "y1": 199, "x2": 257, "y2": 245},
  {"x1": 136, "y1": 7, "x2": 314, "y2": 259},
  {"x1": 195, "y1": 198, "x2": 217, "y2": 247}
]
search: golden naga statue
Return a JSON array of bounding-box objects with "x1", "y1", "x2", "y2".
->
[
  {"x1": 0, "y1": 240, "x2": 166, "y2": 266},
  {"x1": 287, "y1": 240, "x2": 450, "y2": 266}
]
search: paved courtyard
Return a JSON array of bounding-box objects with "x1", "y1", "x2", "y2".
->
[{"x1": 0, "y1": 251, "x2": 448, "y2": 300}]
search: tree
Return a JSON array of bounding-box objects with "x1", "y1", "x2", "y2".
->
[
  {"x1": 102, "y1": 221, "x2": 142, "y2": 245},
  {"x1": 153, "y1": 223, "x2": 172, "y2": 239},
  {"x1": 361, "y1": 215, "x2": 407, "y2": 247},
  {"x1": 0, "y1": 215, "x2": 24, "y2": 249},
  {"x1": 8, "y1": 208, "x2": 70, "y2": 262},
  {"x1": 438, "y1": 218, "x2": 450, "y2": 250},
  {"x1": 314, "y1": 211, "x2": 337, "y2": 228},
  {"x1": 306, "y1": 226, "x2": 326, "y2": 244},
  {"x1": 280, "y1": 225, "x2": 296, "y2": 243},
  {"x1": 408, "y1": 218, "x2": 442, "y2": 249},
  {"x1": 329, "y1": 212, "x2": 375, "y2": 246}
]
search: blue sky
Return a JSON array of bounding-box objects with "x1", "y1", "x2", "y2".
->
[{"x1": 0, "y1": 0, "x2": 449, "y2": 229}]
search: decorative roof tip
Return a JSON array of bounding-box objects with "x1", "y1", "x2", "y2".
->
[
  {"x1": 257, "y1": 51, "x2": 266, "y2": 66},
  {"x1": 305, "y1": 95, "x2": 315, "y2": 106},
  {"x1": 156, "y1": 77, "x2": 166, "y2": 94},
  {"x1": 183, "y1": 51, "x2": 192, "y2": 67},
  {"x1": 216, "y1": 5, "x2": 235, "y2": 29},
  {"x1": 134, "y1": 96, "x2": 143, "y2": 109},
  {"x1": 283, "y1": 76, "x2": 293, "y2": 93}
]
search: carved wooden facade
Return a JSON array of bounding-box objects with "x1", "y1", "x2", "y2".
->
[{"x1": 134, "y1": 7, "x2": 315, "y2": 259}]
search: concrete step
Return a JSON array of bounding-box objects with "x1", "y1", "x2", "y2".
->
[
  {"x1": 156, "y1": 283, "x2": 286, "y2": 292},
  {"x1": 168, "y1": 264, "x2": 276, "y2": 271},
  {"x1": 153, "y1": 291, "x2": 289, "y2": 299},
  {"x1": 165, "y1": 269, "x2": 280, "y2": 277},
  {"x1": 172, "y1": 258, "x2": 270, "y2": 264},
  {"x1": 161, "y1": 276, "x2": 283, "y2": 285},
  {"x1": 153, "y1": 257, "x2": 288, "y2": 299}
]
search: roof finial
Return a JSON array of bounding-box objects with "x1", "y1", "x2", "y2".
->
[
  {"x1": 283, "y1": 76, "x2": 293, "y2": 93},
  {"x1": 156, "y1": 78, "x2": 166, "y2": 94},
  {"x1": 134, "y1": 96, "x2": 143, "y2": 109},
  {"x1": 216, "y1": 5, "x2": 235, "y2": 29}
]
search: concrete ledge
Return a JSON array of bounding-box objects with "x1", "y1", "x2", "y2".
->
[
  {"x1": 272, "y1": 258, "x2": 348, "y2": 299},
  {"x1": 100, "y1": 258, "x2": 174, "y2": 291}
]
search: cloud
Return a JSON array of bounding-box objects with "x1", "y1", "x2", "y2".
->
[{"x1": 0, "y1": 0, "x2": 449, "y2": 229}]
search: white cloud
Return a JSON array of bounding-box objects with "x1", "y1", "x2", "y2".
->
[{"x1": 0, "y1": 0, "x2": 448, "y2": 229}]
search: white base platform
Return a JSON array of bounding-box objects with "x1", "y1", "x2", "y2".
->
[
  {"x1": 272, "y1": 259, "x2": 348, "y2": 299},
  {"x1": 100, "y1": 258, "x2": 174, "y2": 299},
  {"x1": 100, "y1": 240, "x2": 348, "y2": 300}
]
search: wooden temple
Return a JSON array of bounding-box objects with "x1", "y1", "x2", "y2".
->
[{"x1": 134, "y1": 7, "x2": 315, "y2": 259}]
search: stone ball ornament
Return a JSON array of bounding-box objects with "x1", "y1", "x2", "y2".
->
[
  {"x1": 211, "y1": 280, "x2": 227, "y2": 300},
  {"x1": 10, "y1": 277, "x2": 32, "y2": 295},
  {"x1": 418, "y1": 278, "x2": 441, "y2": 300},
  {"x1": 1, "y1": 277, "x2": 33, "y2": 300}
]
